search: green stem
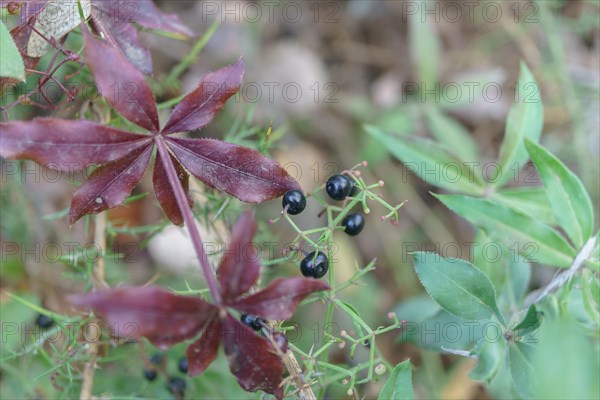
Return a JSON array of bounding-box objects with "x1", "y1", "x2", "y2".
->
[{"x1": 166, "y1": 20, "x2": 220, "y2": 83}]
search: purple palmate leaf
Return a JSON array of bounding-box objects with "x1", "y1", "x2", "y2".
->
[
  {"x1": 127, "y1": 0, "x2": 194, "y2": 37},
  {"x1": 0, "y1": 118, "x2": 151, "y2": 171},
  {"x1": 186, "y1": 318, "x2": 221, "y2": 376},
  {"x1": 69, "y1": 286, "x2": 217, "y2": 349},
  {"x1": 82, "y1": 27, "x2": 159, "y2": 131},
  {"x1": 69, "y1": 144, "x2": 153, "y2": 224},
  {"x1": 222, "y1": 315, "x2": 285, "y2": 399},
  {"x1": 0, "y1": 55, "x2": 299, "y2": 224},
  {"x1": 152, "y1": 150, "x2": 192, "y2": 226},
  {"x1": 217, "y1": 211, "x2": 261, "y2": 302},
  {"x1": 71, "y1": 212, "x2": 328, "y2": 399},
  {"x1": 89, "y1": 15, "x2": 153, "y2": 75},
  {"x1": 229, "y1": 277, "x2": 331, "y2": 320},
  {"x1": 166, "y1": 137, "x2": 301, "y2": 203},
  {"x1": 161, "y1": 58, "x2": 245, "y2": 134}
]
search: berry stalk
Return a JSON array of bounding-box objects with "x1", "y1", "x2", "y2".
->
[{"x1": 155, "y1": 137, "x2": 222, "y2": 305}]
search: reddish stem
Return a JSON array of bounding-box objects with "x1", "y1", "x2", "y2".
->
[{"x1": 155, "y1": 137, "x2": 222, "y2": 305}]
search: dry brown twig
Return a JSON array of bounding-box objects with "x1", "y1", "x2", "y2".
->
[
  {"x1": 79, "y1": 213, "x2": 108, "y2": 399},
  {"x1": 265, "y1": 321, "x2": 316, "y2": 400}
]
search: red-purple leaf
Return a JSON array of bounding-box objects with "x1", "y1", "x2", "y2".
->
[
  {"x1": 230, "y1": 278, "x2": 329, "y2": 320},
  {"x1": 166, "y1": 137, "x2": 301, "y2": 203},
  {"x1": 218, "y1": 211, "x2": 260, "y2": 302},
  {"x1": 161, "y1": 59, "x2": 245, "y2": 134},
  {"x1": 68, "y1": 143, "x2": 153, "y2": 224},
  {"x1": 91, "y1": 15, "x2": 153, "y2": 75},
  {"x1": 186, "y1": 318, "x2": 221, "y2": 377},
  {"x1": 222, "y1": 315, "x2": 284, "y2": 399},
  {"x1": 152, "y1": 150, "x2": 192, "y2": 226},
  {"x1": 122, "y1": 0, "x2": 194, "y2": 38},
  {"x1": 70, "y1": 286, "x2": 217, "y2": 350},
  {"x1": 0, "y1": 118, "x2": 151, "y2": 171},
  {"x1": 82, "y1": 27, "x2": 159, "y2": 132}
]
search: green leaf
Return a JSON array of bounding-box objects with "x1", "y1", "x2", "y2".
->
[
  {"x1": 378, "y1": 360, "x2": 414, "y2": 400},
  {"x1": 0, "y1": 21, "x2": 25, "y2": 81},
  {"x1": 533, "y1": 318, "x2": 600, "y2": 400},
  {"x1": 494, "y1": 187, "x2": 556, "y2": 226},
  {"x1": 508, "y1": 341, "x2": 535, "y2": 399},
  {"x1": 525, "y1": 139, "x2": 595, "y2": 248},
  {"x1": 495, "y1": 62, "x2": 543, "y2": 188},
  {"x1": 408, "y1": 6, "x2": 439, "y2": 89},
  {"x1": 395, "y1": 301, "x2": 485, "y2": 352},
  {"x1": 413, "y1": 252, "x2": 504, "y2": 323},
  {"x1": 471, "y1": 230, "x2": 508, "y2": 291},
  {"x1": 469, "y1": 340, "x2": 504, "y2": 382},
  {"x1": 435, "y1": 194, "x2": 576, "y2": 268},
  {"x1": 512, "y1": 305, "x2": 542, "y2": 339},
  {"x1": 1, "y1": 293, "x2": 39, "y2": 350},
  {"x1": 505, "y1": 253, "x2": 531, "y2": 309},
  {"x1": 581, "y1": 271, "x2": 600, "y2": 326},
  {"x1": 365, "y1": 125, "x2": 483, "y2": 194},
  {"x1": 424, "y1": 106, "x2": 479, "y2": 163}
]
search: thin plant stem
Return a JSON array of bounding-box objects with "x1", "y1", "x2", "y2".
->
[
  {"x1": 166, "y1": 19, "x2": 220, "y2": 83},
  {"x1": 79, "y1": 213, "x2": 108, "y2": 399},
  {"x1": 156, "y1": 137, "x2": 222, "y2": 305}
]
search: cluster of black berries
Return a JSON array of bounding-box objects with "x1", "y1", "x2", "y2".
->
[
  {"x1": 143, "y1": 353, "x2": 188, "y2": 398},
  {"x1": 282, "y1": 174, "x2": 366, "y2": 280},
  {"x1": 326, "y1": 175, "x2": 365, "y2": 236}
]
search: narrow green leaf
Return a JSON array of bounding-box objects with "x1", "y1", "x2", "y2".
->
[
  {"x1": 494, "y1": 187, "x2": 556, "y2": 226},
  {"x1": 413, "y1": 252, "x2": 504, "y2": 323},
  {"x1": 525, "y1": 139, "x2": 594, "y2": 248},
  {"x1": 424, "y1": 106, "x2": 479, "y2": 163},
  {"x1": 508, "y1": 341, "x2": 535, "y2": 399},
  {"x1": 469, "y1": 340, "x2": 504, "y2": 382},
  {"x1": 0, "y1": 21, "x2": 25, "y2": 81},
  {"x1": 512, "y1": 305, "x2": 542, "y2": 339},
  {"x1": 472, "y1": 230, "x2": 507, "y2": 291},
  {"x1": 378, "y1": 360, "x2": 414, "y2": 400},
  {"x1": 533, "y1": 318, "x2": 600, "y2": 400},
  {"x1": 581, "y1": 271, "x2": 600, "y2": 326},
  {"x1": 496, "y1": 62, "x2": 543, "y2": 187},
  {"x1": 366, "y1": 125, "x2": 483, "y2": 194},
  {"x1": 435, "y1": 194, "x2": 576, "y2": 268},
  {"x1": 408, "y1": 4, "x2": 439, "y2": 89},
  {"x1": 507, "y1": 253, "x2": 531, "y2": 308},
  {"x1": 395, "y1": 302, "x2": 484, "y2": 352}
]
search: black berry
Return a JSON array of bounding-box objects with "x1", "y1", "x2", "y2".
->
[
  {"x1": 300, "y1": 251, "x2": 329, "y2": 278},
  {"x1": 326, "y1": 175, "x2": 352, "y2": 201},
  {"x1": 143, "y1": 369, "x2": 157, "y2": 381},
  {"x1": 178, "y1": 357, "x2": 188, "y2": 374},
  {"x1": 35, "y1": 313, "x2": 54, "y2": 329},
  {"x1": 282, "y1": 190, "x2": 306, "y2": 215},
  {"x1": 342, "y1": 213, "x2": 365, "y2": 236},
  {"x1": 149, "y1": 353, "x2": 162, "y2": 365},
  {"x1": 167, "y1": 377, "x2": 186, "y2": 397},
  {"x1": 240, "y1": 314, "x2": 265, "y2": 331}
]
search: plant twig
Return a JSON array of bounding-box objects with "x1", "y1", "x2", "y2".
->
[
  {"x1": 92, "y1": 213, "x2": 107, "y2": 289},
  {"x1": 524, "y1": 236, "x2": 598, "y2": 308},
  {"x1": 265, "y1": 322, "x2": 316, "y2": 400},
  {"x1": 80, "y1": 213, "x2": 108, "y2": 399}
]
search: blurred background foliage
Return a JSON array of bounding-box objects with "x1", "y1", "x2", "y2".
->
[{"x1": 1, "y1": 0, "x2": 599, "y2": 399}]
